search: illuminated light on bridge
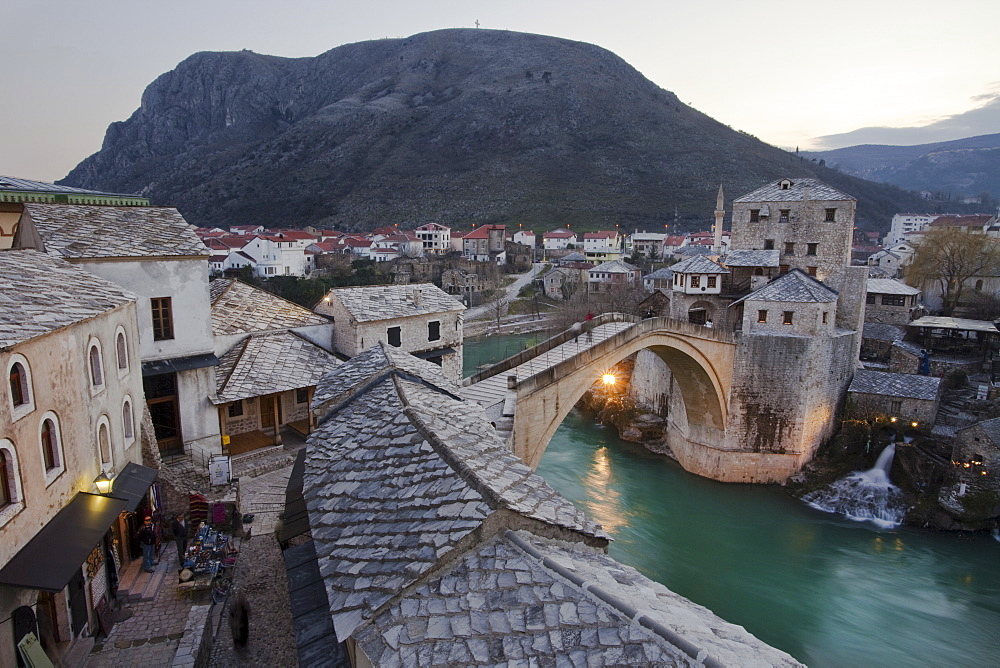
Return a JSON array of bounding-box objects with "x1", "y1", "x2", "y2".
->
[{"x1": 602, "y1": 373, "x2": 616, "y2": 386}]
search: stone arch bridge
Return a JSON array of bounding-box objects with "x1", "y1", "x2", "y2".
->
[{"x1": 461, "y1": 314, "x2": 769, "y2": 482}]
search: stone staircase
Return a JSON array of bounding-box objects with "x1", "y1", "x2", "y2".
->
[{"x1": 116, "y1": 543, "x2": 174, "y2": 603}]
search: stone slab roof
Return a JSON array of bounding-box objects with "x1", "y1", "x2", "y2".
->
[
  {"x1": 670, "y1": 255, "x2": 729, "y2": 275},
  {"x1": 215, "y1": 331, "x2": 341, "y2": 404},
  {"x1": 0, "y1": 250, "x2": 136, "y2": 350},
  {"x1": 848, "y1": 369, "x2": 941, "y2": 401},
  {"x1": 210, "y1": 279, "x2": 330, "y2": 336},
  {"x1": 734, "y1": 178, "x2": 854, "y2": 203},
  {"x1": 20, "y1": 204, "x2": 209, "y2": 258},
  {"x1": 958, "y1": 417, "x2": 1000, "y2": 444},
  {"x1": 862, "y1": 323, "x2": 906, "y2": 342},
  {"x1": 735, "y1": 269, "x2": 837, "y2": 305},
  {"x1": 867, "y1": 279, "x2": 920, "y2": 296},
  {"x1": 642, "y1": 267, "x2": 674, "y2": 280},
  {"x1": 0, "y1": 175, "x2": 139, "y2": 198},
  {"x1": 723, "y1": 249, "x2": 780, "y2": 268},
  {"x1": 304, "y1": 344, "x2": 605, "y2": 641},
  {"x1": 909, "y1": 316, "x2": 999, "y2": 334},
  {"x1": 589, "y1": 259, "x2": 639, "y2": 274},
  {"x1": 674, "y1": 245, "x2": 713, "y2": 257},
  {"x1": 558, "y1": 252, "x2": 587, "y2": 263},
  {"x1": 318, "y1": 283, "x2": 463, "y2": 323}
]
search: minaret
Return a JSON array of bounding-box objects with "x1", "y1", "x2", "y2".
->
[{"x1": 713, "y1": 184, "x2": 725, "y2": 254}]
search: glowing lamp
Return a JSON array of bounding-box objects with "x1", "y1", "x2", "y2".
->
[
  {"x1": 890, "y1": 417, "x2": 898, "y2": 423},
  {"x1": 911, "y1": 422, "x2": 918, "y2": 428},
  {"x1": 602, "y1": 374, "x2": 617, "y2": 386},
  {"x1": 94, "y1": 470, "x2": 113, "y2": 495}
]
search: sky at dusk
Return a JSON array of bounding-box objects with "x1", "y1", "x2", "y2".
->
[{"x1": 3, "y1": 0, "x2": 998, "y2": 182}]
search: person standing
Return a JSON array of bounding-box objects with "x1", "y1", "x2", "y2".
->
[
  {"x1": 170, "y1": 513, "x2": 188, "y2": 567},
  {"x1": 137, "y1": 516, "x2": 158, "y2": 573}
]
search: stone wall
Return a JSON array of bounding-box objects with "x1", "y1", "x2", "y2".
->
[{"x1": 848, "y1": 392, "x2": 939, "y2": 426}]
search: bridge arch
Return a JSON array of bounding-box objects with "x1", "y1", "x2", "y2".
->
[{"x1": 511, "y1": 318, "x2": 735, "y2": 469}]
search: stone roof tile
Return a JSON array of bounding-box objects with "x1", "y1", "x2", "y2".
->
[
  {"x1": 0, "y1": 249, "x2": 135, "y2": 350},
  {"x1": 210, "y1": 279, "x2": 330, "y2": 336},
  {"x1": 670, "y1": 255, "x2": 729, "y2": 275},
  {"x1": 215, "y1": 331, "x2": 341, "y2": 403},
  {"x1": 867, "y1": 279, "x2": 921, "y2": 296},
  {"x1": 737, "y1": 269, "x2": 837, "y2": 304},
  {"x1": 723, "y1": 249, "x2": 780, "y2": 268},
  {"x1": 317, "y1": 283, "x2": 463, "y2": 323},
  {"x1": 848, "y1": 369, "x2": 941, "y2": 401},
  {"x1": 733, "y1": 178, "x2": 854, "y2": 203},
  {"x1": 21, "y1": 203, "x2": 209, "y2": 258}
]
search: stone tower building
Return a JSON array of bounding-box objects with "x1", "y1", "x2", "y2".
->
[{"x1": 634, "y1": 177, "x2": 866, "y2": 482}]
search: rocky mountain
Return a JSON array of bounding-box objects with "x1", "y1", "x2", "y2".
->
[
  {"x1": 61, "y1": 29, "x2": 928, "y2": 232},
  {"x1": 803, "y1": 134, "x2": 1000, "y2": 204}
]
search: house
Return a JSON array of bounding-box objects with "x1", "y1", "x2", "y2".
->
[
  {"x1": 415, "y1": 222, "x2": 451, "y2": 255},
  {"x1": 541, "y1": 266, "x2": 584, "y2": 300},
  {"x1": 238, "y1": 234, "x2": 308, "y2": 276},
  {"x1": 642, "y1": 267, "x2": 674, "y2": 292},
  {"x1": 462, "y1": 225, "x2": 506, "y2": 263},
  {"x1": 865, "y1": 279, "x2": 922, "y2": 325},
  {"x1": 278, "y1": 345, "x2": 797, "y2": 666},
  {"x1": 14, "y1": 204, "x2": 221, "y2": 462},
  {"x1": 734, "y1": 269, "x2": 839, "y2": 338},
  {"x1": 210, "y1": 279, "x2": 340, "y2": 455},
  {"x1": 0, "y1": 250, "x2": 151, "y2": 667},
  {"x1": 939, "y1": 418, "x2": 1000, "y2": 521},
  {"x1": 0, "y1": 175, "x2": 149, "y2": 250},
  {"x1": 542, "y1": 229, "x2": 577, "y2": 250},
  {"x1": 928, "y1": 214, "x2": 995, "y2": 235},
  {"x1": 229, "y1": 224, "x2": 266, "y2": 235},
  {"x1": 847, "y1": 369, "x2": 942, "y2": 427},
  {"x1": 885, "y1": 214, "x2": 939, "y2": 246},
  {"x1": 587, "y1": 259, "x2": 641, "y2": 293},
  {"x1": 582, "y1": 230, "x2": 622, "y2": 262},
  {"x1": 315, "y1": 284, "x2": 466, "y2": 383},
  {"x1": 670, "y1": 256, "x2": 729, "y2": 326},
  {"x1": 512, "y1": 229, "x2": 536, "y2": 248},
  {"x1": 627, "y1": 232, "x2": 667, "y2": 259},
  {"x1": 637, "y1": 289, "x2": 672, "y2": 318}
]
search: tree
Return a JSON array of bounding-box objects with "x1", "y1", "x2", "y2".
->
[{"x1": 905, "y1": 229, "x2": 1000, "y2": 315}]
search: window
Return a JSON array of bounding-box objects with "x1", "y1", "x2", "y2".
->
[
  {"x1": 89, "y1": 342, "x2": 104, "y2": 389},
  {"x1": 0, "y1": 440, "x2": 23, "y2": 521},
  {"x1": 0, "y1": 449, "x2": 10, "y2": 508},
  {"x1": 296, "y1": 388, "x2": 309, "y2": 404},
  {"x1": 822, "y1": 312, "x2": 829, "y2": 325},
  {"x1": 690, "y1": 275, "x2": 701, "y2": 288},
  {"x1": 41, "y1": 419, "x2": 58, "y2": 471},
  {"x1": 882, "y1": 295, "x2": 906, "y2": 306},
  {"x1": 807, "y1": 243, "x2": 818, "y2": 256},
  {"x1": 976, "y1": 279, "x2": 984, "y2": 291},
  {"x1": 779, "y1": 264, "x2": 790, "y2": 275},
  {"x1": 750, "y1": 209, "x2": 760, "y2": 223},
  {"x1": 782, "y1": 311, "x2": 794, "y2": 325},
  {"x1": 866, "y1": 294, "x2": 876, "y2": 304},
  {"x1": 780, "y1": 179, "x2": 791, "y2": 190},
  {"x1": 428, "y1": 320, "x2": 441, "y2": 342},
  {"x1": 387, "y1": 326, "x2": 402, "y2": 347},
  {"x1": 8, "y1": 359, "x2": 31, "y2": 412},
  {"x1": 123, "y1": 399, "x2": 135, "y2": 443},
  {"x1": 758, "y1": 310, "x2": 768, "y2": 323},
  {"x1": 779, "y1": 209, "x2": 790, "y2": 223},
  {"x1": 228, "y1": 401, "x2": 244, "y2": 418},
  {"x1": 807, "y1": 266, "x2": 817, "y2": 277},
  {"x1": 763, "y1": 239, "x2": 774, "y2": 250},
  {"x1": 116, "y1": 330, "x2": 129, "y2": 371},
  {"x1": 890, "y1": 400, "x2": 902, "y2": 414},
  {"x1": 825, "y1": 208, "x2": 836, "y2": 222},
  {"x1": 98, "y1": 419, "x2": 112, "y2": 467},
  {"x1": 151, "y1": 297, "x2": 174, "y2": 341},
  {"x1": 784, "y1": 242, "x2": 795, "y2": 255},
  {"x1": 707, "y1": 276, "x2": 717, "y2": 289}
]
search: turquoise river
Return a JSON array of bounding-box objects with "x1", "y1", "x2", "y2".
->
[{"x1": 465, "y1": 334, "x2": 1000, "y2": 667}]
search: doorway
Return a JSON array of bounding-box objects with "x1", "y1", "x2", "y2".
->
[{"x1": 144, "y1": 373, "x2": 183, "y2": 456}]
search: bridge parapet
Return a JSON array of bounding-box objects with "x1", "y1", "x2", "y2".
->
[
  {"x1": 513, "y1": 316, "x2": 735, "y2": 395},
  {"x1": 463, "y1": 312, "x2": 640, "y2": 387}
]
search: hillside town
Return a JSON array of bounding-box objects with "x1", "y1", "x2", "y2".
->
[{"x1": 2, "y1": 171, "x2": 1000, "y2": 667}]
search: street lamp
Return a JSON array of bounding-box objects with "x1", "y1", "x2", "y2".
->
[
  {"x1": 602, "y1": 373, "x2": 616, "y2": 386},
  {"x1": 94, "y1": 470, "x2": 113, "y2": 495}
]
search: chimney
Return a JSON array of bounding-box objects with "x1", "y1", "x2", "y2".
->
[{"x1": 413, "y1": 287, "x2": 423, "y2": 307}]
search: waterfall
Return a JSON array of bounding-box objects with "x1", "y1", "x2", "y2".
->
[{"x1": 802, "y1": 443, "x2": 908, "y2": 528}]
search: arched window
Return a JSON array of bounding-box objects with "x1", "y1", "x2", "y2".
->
[
  {"x1": 0, "y1": 440, "x2": 24, "y2": 526},
  {"x1": 116, "y1": 329, "x2": 129, "y2": 372},
  {"x1": 41, "y1": 420, "x2": 57, "y2": 470},
  {"x1": 89, "y1": 340, "x2": 104, "y2": 390},
  {"x1": 6, "y1": 355, "x2": 34, "y2": 419},
  {"x1": 975, "y1": 279, "x2": 984, "y2": 291},
  {"x1": 122, "y1": 398, "x2": 135, "y2": 444},
  {"x1": 98, "y1": 419, "x2": 112, "y2": 467}
]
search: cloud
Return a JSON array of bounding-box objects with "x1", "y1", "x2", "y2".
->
[{"x1": 813, "y1": 89, "x2": 1000, "y2": 149}]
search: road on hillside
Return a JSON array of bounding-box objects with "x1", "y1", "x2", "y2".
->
[{"x1": 464, "y1": 262, "x2": 543, "y2": 320}]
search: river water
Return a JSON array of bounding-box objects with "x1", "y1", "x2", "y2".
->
[{"x1": 465, "y1": 335, "x2": 1000, "y2": 667}]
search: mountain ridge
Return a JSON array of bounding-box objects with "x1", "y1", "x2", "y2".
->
[{"x1": 61, "y1": 29, "x2": 931, "y2": 232}]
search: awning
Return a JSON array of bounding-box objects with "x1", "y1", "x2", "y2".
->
[
  {"x1": 0, "y1": 493, "x2": 128, "y2": 592},
  {"x1": 111, "y1": 462, "x2": 159, "y2": 512},
  {"x1": 142, "y1": 352, "x2": 219, "y2": 377}
]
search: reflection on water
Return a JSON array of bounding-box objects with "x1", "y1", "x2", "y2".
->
[{"x1": 582, "y1": 446, "x2": 628, "y2": 533}]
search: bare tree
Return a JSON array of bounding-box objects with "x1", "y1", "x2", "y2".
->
[{"x1": 906, "y1": 228, "x2": 1000, "y2": 315}]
